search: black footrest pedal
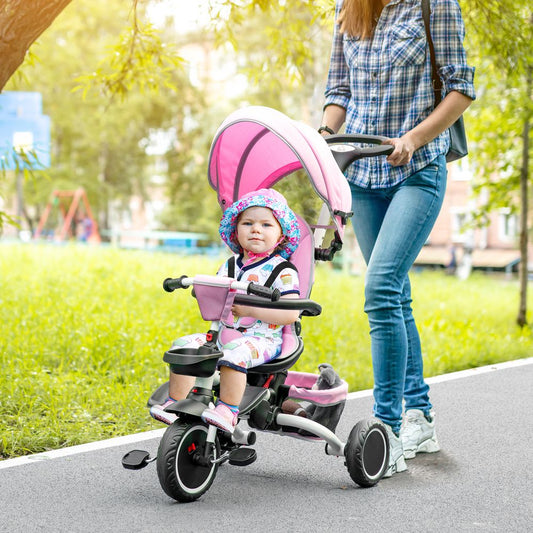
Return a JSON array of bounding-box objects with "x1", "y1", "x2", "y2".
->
[
  {"x1": 228, "y1": 447, "x2": 257, "y2": 466},
  {"x1": 122, "y1": 449, "x2": 153, "y2": 470}
]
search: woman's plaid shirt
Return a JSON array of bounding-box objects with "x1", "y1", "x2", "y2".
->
[{"x1": 324, "y1": 0, "x2": 476, "y2": 188}]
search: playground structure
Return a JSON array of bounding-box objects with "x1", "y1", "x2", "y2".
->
[{"x1": 34, "y1": 188, "x2": 100, "y2": 243}]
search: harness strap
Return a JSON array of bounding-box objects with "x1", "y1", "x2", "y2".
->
[
  {"x1": 263, "y1": 261, "x2": 298, "y2": 288},
  {"x1": 227, "y1": 255, "x2": 236, "y2": 278},
  {"x1": 227, "y1": 256, "x2": 298, "y2": 288}
]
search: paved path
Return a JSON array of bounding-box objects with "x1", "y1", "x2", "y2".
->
[{"x1": 1, "y1": 359, "x2": 532, "y2": 533}]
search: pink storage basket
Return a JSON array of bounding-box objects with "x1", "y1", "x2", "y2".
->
[{"x1": 285, "y1": 371, "x2": 348, "y2": 407}]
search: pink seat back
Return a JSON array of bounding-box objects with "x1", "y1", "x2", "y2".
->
[
  {"x1": 279, "y1": 214, "x2": 314, "y2": 358},
  {"x1": 289, "y1": 214, "x2": 314, "y2": 299}
]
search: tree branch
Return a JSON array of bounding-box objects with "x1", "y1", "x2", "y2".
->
[{"x1": 0, "y1": 0, "x2": 73, "y2": 91}]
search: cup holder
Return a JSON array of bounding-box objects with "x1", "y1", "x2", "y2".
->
[{"x1": 163, "y1": 346, "x2": 222, "y2": 377}]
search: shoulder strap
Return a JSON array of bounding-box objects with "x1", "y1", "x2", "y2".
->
[
  {"x1": 227, "y1": 255, "x2": 236, "y2": 278},
  {"x1": 421, "y1": 0, "x2": 443, "y2": 106},
  {"x1": 263, "y1": 261, "x2": 298, "y2": 288}
]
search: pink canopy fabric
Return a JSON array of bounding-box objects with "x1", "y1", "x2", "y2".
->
[{"x1": 207, "y1": 106, "x2": 352, "y2": 241}]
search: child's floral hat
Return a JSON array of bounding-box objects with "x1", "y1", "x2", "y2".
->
[{"x1": 219, "y1": 188, "x2": 300, "y2": 259}]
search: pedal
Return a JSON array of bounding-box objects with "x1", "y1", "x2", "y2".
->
[
  {"x1": 228, "y1": 447, "x2": 257, "y2": 467},
  {"x1": 122, "y1": 449, "x2": 153, "y2": 470}
]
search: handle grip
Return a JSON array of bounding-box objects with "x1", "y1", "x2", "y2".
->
[
  {"x1": 163, "y1": 276, "x2": 188, "y2": 292},
  {"x1": 247, "y1": 282, "x2": 281, "y2": 301},
  {"x1": 325, "y1": 133, "x2": 394, "y2": 172}
]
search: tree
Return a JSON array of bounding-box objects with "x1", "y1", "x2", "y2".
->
[
  {"x1": 217, "y1": 0, "x2": 533, "y2": 327},
  {"x1": 1, "y1": 0, "x2": 531, "y2": 327},
  {"x1": 3, "y1": 0, "x2": 205, "y2": 236},
  {"x1": 465, "y1": 4, "x2": 532, "y2": 327},
  {"x1": 0, "y1": 0, "x2": 189, "y2": 233},
  {"x1": 0, "y1": 0, "x2": 73, "y2": 90}
]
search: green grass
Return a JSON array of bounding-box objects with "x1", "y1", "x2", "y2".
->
[{"x1": 1, "y1": 242, "x2": 531, "y2": 459}]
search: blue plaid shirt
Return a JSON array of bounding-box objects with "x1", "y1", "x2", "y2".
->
[{"x1": 324, "y1": 0, "x2": 476, "y2": 188}]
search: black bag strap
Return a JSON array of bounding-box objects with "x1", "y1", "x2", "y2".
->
[
  {"x1": 421, "y1": 0, "x2": 443, "y2": 106},
  {"x1": 228, "y1": 255, "x2": 298, "y2": 288}
]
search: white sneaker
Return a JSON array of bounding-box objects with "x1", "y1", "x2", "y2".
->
[
  {"x1": 401, "y1": 409, "x2": 440, "y2": 459},
  {"x1": 382, "y1": 424, "x2": 407, "y2": 478}
]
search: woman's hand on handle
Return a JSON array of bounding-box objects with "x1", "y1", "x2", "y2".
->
[{"x1": 382, "y1": 136, "x2": 417, "y2": 167}]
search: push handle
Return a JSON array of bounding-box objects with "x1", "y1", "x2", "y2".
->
[{"x1": 325, "y1": 133, "x2": 394, "y2": 173}]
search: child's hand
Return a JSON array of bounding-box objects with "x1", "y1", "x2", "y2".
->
[{"x1": 231, "y1": 304, "x2": 254, "y2": 318}]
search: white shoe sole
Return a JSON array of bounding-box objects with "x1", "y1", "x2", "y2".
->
[
  {"x1": 382, "y1": 454, "x2": 407, "y2": 478},
  {"x1": 404, "y1": 437, "x2": 440, "y2": 459}
]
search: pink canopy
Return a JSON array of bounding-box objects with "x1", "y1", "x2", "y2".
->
[{"x1": 207, "y1": 106, "x2": 352, "y2": 241}]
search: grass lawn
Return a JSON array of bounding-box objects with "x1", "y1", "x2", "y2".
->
[{"x1": 1, "y1": 242, "x2": 531, "y2": 459}]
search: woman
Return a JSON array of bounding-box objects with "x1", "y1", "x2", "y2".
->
[{"x1": 319, "y1": 0, "x2": 475, "y2": 477}]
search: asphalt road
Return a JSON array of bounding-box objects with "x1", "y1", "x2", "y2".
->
[{"x1": 1, "y1": 359, "x2": 532, "y2": 533}]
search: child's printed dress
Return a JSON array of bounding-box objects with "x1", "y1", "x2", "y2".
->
[{"x1": 173, "y1": 253, "x2": 300, "y2": 372}]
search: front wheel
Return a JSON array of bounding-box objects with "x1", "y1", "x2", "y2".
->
[
  {"x1": 156, "y1": 421, "x2": 220, "y2": 502},
  {"x1": 345, "y1": 418, "x2": 389, "y2": 487}
]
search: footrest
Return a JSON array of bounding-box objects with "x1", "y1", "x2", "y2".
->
[
  {"x1": 239, "y1": 386, "x2": 270, "y2": 413},
  {"x1": 122, "y1": 450, "x2": 152, "y2": 470},
  {"x1": 228, "y1": 447, "x2": 257, "y2": 467}
]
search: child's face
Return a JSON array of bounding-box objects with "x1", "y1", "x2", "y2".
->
[{"x1": 236, "y1": 206, "x2": 283, "y2": 259}]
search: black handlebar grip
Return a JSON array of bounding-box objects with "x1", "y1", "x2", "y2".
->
[
  {"x1": 326, "y1": 134, "x2": 394, "y2": 156},
  {"x1": 163, "y1": 275, "x2": 188, "y2": 292},
  {"x1": 247, "y1": 283, "x2": 281, "y2": 301}
]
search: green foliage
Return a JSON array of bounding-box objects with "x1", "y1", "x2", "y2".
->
[
  {"x1": 1, "y1": 243, "x2": 531, "y2": 459},
  {"x1": 464, "y1": 3, "x2": 533, "y2": 222},
  {"x1": 73, "y1": 13, "x2": 184, "y2": 101},
  {"x1": 3, "y1": 0, "x2": 206, "y2": 234},
  {"x1": 210, "y1": 0, "x2": 333, "y2": 115}
]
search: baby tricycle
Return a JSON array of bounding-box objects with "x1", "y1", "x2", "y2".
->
[{"x1": 121, "y1": 107, "x2": 394, "y2": 501}]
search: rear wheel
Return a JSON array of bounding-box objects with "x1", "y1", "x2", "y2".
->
[
  {"x1": 157, "y1": 421, "x2": 220, "y2": 502},
  {"x1": 345, "y1": 418, "x2": 389, "y2": 487}
]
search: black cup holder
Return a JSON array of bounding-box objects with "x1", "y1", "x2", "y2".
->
[{"x1": 163, "y1": 346, "x2": 222, "y2": 377}]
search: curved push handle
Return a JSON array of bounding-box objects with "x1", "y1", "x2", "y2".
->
[{"x1": 325, "y1": 134, "x2": 394, "y2": 172}]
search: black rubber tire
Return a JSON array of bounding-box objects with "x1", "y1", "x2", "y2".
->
[
  {"x1": 156, "y1": 421, "x2": 220, "y2": 502},
  {"x1": 345, "y1": 418, "x2": 389, "y2": 487}
]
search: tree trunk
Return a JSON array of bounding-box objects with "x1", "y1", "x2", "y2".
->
[
  {"x1": 0, "y1": 0, "x2": 73, "y2": 91},
  {"x1": 517, "y1": 65, "x2": 531, "y2": 328}
]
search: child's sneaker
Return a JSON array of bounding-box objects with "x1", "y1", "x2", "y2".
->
[
  {"x1": 201, "y1": 403, "x2": 238, "y2": 434},
  {"x1": 150, "y1": 398, "x2": 178, "y2": 425},
  {"x1": 401, "y1": 409, "x2": 440, "y2": 459},
  {"x1": 382, "y1": 424, "x2": 408, "y2": 478}
]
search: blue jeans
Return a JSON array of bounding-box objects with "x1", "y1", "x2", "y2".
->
[{"x1": 350, "y1": 156, "x2": 447, "y2": 434}]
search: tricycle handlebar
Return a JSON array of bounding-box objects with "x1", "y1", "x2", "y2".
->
[
  {"x1": 163, "y1": 275, "x2": 280, "y2": 302},
  {"x1": 163, "y1": 274, "x2": 320, "y2": 316},
  {"x1": 233, "y1": 294, "x2": 322, "y2": 317}
]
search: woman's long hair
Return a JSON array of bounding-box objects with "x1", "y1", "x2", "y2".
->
[{"x1": 338, "y1": 0, "x2": 384, "y2": 39}]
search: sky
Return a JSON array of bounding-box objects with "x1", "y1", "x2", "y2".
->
[{"x1": 147, "y1": 0, "x2": 215, "y2": 33}]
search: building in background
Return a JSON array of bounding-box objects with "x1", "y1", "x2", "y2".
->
[{"x1": 415, "y1": 161, "x2": 527, "y2": 276}]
